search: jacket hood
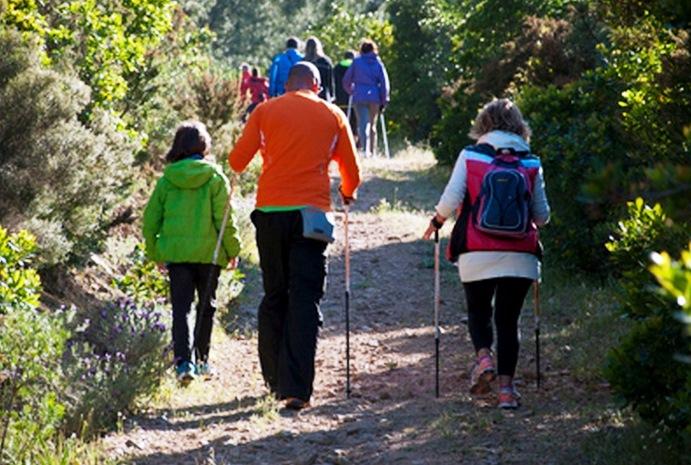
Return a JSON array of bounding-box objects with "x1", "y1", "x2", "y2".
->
[
  {"x1": 164, "y1": 157, "x2": 217, "y2": 189},
  {"x1": 286, "y1": 48, "x2": 302, "y2": 62},
  {"x1": 361, "y1": 52, "x2": 380, "y2": 64},
  {"x1": 478, "y1": 131, "x2": 531, "y2": 152}
]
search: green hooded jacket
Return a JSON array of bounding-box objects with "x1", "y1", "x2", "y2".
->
[{"x1": 142, "y1": 157, "x2": 241, "y2": 267}]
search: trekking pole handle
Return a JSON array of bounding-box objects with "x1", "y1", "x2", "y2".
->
[{"x1": 212, "y1": 174, "x2": 237, "y2": 266}]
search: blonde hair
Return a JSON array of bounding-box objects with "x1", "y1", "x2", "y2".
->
[{"x1": 469, "y1": 98, "x2": 531, "y2": 141}]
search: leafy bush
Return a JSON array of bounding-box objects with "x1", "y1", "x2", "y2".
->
[
  {"x1": 112, "y1": 243, "x2": 169, "y2": 303},
  {"x1": 603, "y1": 200, "x2": 691, "y2": 438},
  {"x1": 650, "y1": 243, "x2": 691, "y2": 336},
  {"x1": 0, "y1": 226, "x2": 71, "y2": 463},
  {"x1": 0, "y1": 29, "x2": 137, "y2": 266}
]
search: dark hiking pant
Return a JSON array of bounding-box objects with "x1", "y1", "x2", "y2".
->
[
  {"x1": 168, "y1": 263, "x2": 221, "y2": 365},
  {"x1": 251, "y1": 210, "x2": 327, "y2": 402},
  {"x1": 463, "y1": 277, "x2": 533, "y2": 377}
]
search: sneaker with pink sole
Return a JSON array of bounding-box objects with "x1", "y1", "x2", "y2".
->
[
  {"x1": 470, "y1": 355, "x2": 496, "y2": 394},
  {"x1": 497, "y1": 386, "x2": 521, "y2": 409}
]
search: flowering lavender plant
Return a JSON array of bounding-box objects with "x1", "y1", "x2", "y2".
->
[{"x1": 63, "y1": 297, "x2": 171, "y2": 436}]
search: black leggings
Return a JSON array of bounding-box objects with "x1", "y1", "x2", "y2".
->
[{"x1": 463, "y1": 277, "x2": 533, "y2": 377}]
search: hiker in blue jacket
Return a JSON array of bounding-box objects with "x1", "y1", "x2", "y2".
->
[
  {"x1": 269, "y1": 37, "x2": 303, "y2": 98},
  {"x1": 342, "y1": 39, "x2": 390, "y2": 157}
]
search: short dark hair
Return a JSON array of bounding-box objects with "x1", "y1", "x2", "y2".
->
[
  {"x1": 359, "y1": 39, "x2": 377, "y2": 55},
  {"x1": 166, "y1": 121, "x2": 211, "y2": 163},
  {"x1": 286, "y1": 36, "x2": 299, "y2": 49},
  {"x1": 344, "y1": 50, "x2": 355, "y2": 60}
]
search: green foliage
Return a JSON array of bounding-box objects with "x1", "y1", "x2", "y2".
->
[
  {"x1": 0, "y1": 29, "x2": 137, "y2": 266},
  {"x1": 307, "y1": 2, "x2": 393, "y2": 65},
  {"x1": 431, "y1": 1, "x2": 592, "y2": 165},
  {"x1": 207, "y1": 0, "x2": 387, "y2": 69},
  {"x1": 605, "y1": 199, "x2": 688, "y2": 320},
  {"x1": 650, "y1": 244, "x2": 691, "y2": 332},
  {"x1": 62, "y1": 297, "x2": 170, "y2": 436},
  {"x1": 112, "y1": 243, "x2": 168, "y2": 303},
  {"x1": 387, "y1": 0, "x2": 460, "y2": 142},
  {"x1": 0, "y1": 226, "x2": 72, "y2": 464},
  {"x1": 0, "y1": 226, "x2": 41, "y2": 312},
  {"x1": 603, "y1": 200, "x2": 691, "y2": 439},
  {"x1": 2, "y1": 0, "x2": 176, "y2": 109}
]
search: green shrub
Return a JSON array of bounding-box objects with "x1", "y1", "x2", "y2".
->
[
  {"x1": 603, "y1": 200, "x2": 691, "y2": 438},
  {"x1": 0, "y1": 226, "x2": 71, "y2": 463},
  {"x1": 650, "y1": 243, "x2": 691, "y2": 335},
  {"x1": 112, "y1": 243, "x2": 169, "y2": 303},
  {"x1": 0, "y1": 29, "x2": 137, "y2": 266},
  {"x1": 62, "y1": 297, "x2": 170, "y2": 436}
]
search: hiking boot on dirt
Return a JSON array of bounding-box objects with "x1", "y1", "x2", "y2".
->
[
  {"x1": 497, "y1": 386, "x2": 521, "y2": 409},
  {"x1": 284, "y1": 397, "x2": 311, "y2": 411},
  {"x1": 175, "y1": 361, "x2": 196, "y2": 385},
  {"x1": 470, "y1": 354, "x2": 496, "y2": 395},
  {"x1": 195, "y1": 362, "x2": 216, "y2": 380}
]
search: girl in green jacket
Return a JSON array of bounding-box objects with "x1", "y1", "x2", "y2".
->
[{"x1": 143, "y1": 121, "x2": 241, "y2": 384}]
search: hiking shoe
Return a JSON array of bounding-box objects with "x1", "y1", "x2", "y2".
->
[
  {"x1": 470, "y1": 355, "x2": 496, "y2": 394},
  {"x1": 195, "y1": 362, "x2": 216, "y2": 380},
  {"x1": 175, "y1": 361, "x2": 196, "y2": 385},
  {"x1": 284, "y1": 397, "x2": 311, "y2": 411},
  {"x1": 497, "y1": 386, "x2": 521, "y2": 409}
]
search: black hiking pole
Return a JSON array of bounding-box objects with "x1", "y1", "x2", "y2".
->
[
  {"x1": 534, "y1": 280, "x2": 541, "y2": 389},
  {"x1": 344, "y1": 203, "x2": 352, "y2": 399},
  {"x1": 434, "y1": 229, "x2": 441, "y2": 398}
]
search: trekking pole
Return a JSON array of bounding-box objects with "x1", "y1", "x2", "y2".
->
[
  {"x1": 434, "y1": 229, "x2": 441, "y2": 398},
  {"x1": 534, "y1": 280, "x2": 541, "y2": 389},
  {"x1": 196, "y1": 175, "x2": 237, "y2": 362},
  {"x1": 380, "y1": 111, "x2": 390, "y2": 159},
  {"x1": 344, "y1": 203, "x2": 351, "y2": 399},
  {"x1": 346, "y1": 94, "x2": 353, "y2": 121}
]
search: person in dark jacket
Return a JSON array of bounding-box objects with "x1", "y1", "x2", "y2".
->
[
  {"x1": 334, "y1": 50, "x2": 357, "y2": 139},
  {"x1": 304, "y1": 36, "x2": 335, "y2": 103},
  {"x1": 268, "y1": 37, "x2": 303, "y2": 98},
  {"x1": 343, "y1": 39, "x2": 390, "y2": 157},
  {"x1": 143, "y1": 121, "x2": 242, "y2": 385}
]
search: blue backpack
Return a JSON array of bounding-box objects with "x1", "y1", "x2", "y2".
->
[{"x1": 471, "y1": 146, "x2": 532, "y2": 238}]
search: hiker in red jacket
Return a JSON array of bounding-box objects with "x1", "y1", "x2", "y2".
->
[{"x1": 244, "y1": 67, "x2": 269, "y2": 120}]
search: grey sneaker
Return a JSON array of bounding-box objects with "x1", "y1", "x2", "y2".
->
[{"x1": 196, "y1": 362, "x2": 216, "y2": 379}]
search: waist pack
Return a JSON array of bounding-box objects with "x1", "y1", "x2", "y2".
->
[{"x1": 301, "y1": 206, "x2": 335, "y2": 243}]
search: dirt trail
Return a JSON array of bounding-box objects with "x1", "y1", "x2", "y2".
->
[{"x1": 102, "y1": 151, "x2": 607, "y2": 465}]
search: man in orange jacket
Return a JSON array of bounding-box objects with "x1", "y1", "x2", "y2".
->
[{"x1": 229, "y1": 61, "x2": 361, "y2": 410}]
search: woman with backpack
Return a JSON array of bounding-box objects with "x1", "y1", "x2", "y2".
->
[{"x1": 422, "y1": 98, "x2": 551, "y2": 409}]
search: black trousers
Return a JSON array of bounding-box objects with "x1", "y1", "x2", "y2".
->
[
  {"x1": 463, "y1": 277, "x2": 533, "y2": 377},
  {"x1": 251, "y1": 210, "x2": 327, "y2": 402},
  {"x1": 168, "y1": 263, "x2": 221, "y2": 366}
]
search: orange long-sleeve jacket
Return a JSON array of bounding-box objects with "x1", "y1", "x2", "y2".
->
[{"x1": 228, "y1": 90, "x2": 361, "y2": 211}]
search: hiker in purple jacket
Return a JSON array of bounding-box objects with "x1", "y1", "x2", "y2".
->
[{"x1": 343, "y1": 39, "x2": 390, "y2": 157}]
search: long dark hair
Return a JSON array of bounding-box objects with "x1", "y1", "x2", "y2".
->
[{"x1": 165, "y1": 121, "x2": 211, "y2": 163}]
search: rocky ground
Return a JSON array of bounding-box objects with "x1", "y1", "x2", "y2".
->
[{"x1": 101, "y1": 150, "x2": 613, "y2": 465}]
